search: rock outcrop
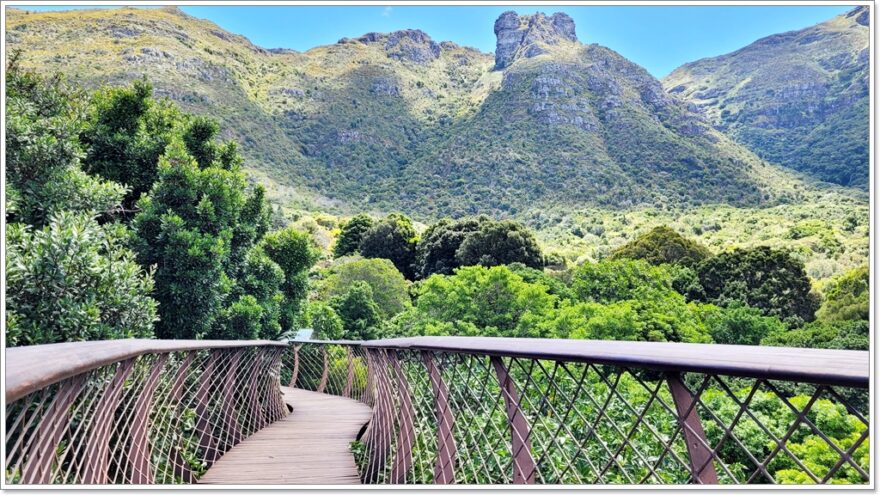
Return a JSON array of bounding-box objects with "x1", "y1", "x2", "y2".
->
[{"x1": 493, "y1": 11, "x2": 577, "y2": 70}]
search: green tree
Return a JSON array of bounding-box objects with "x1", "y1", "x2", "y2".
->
[
  {"x1": 318, "y1": 256, "x2": 411, "y2": 319},
  {"x1": 304, "y1": 301, "x2": 344, "y2": 340},
  {"x1": 571, "y1": 259, "x2": 675, "y2": 304},
  {"x1": 391, "y1": 265, "x2": 557, "y2": 338},
  {"x1": 455, "y1": 220, "x2": 543, "y2": 269},
  {"x1": 762, "y1": 320, "x2": 869, "y2": 351},
  {"x1": 81, "y1": 78, "x2": 181, "y2": 205},
  {"x1": 506, "y1": 262, "x2": 575, "y2": 301},
  {"x1": 696, "y1": 247, "x2": 820, "y2": 326},
  {"x1": 817, "y1": 266, "x2": 868, "y2": 322},
  {"x1": 6, "y1": 212, "x2": 157, "y2": 346},
  {"x1": 260, "y1": 226, "x2": 319, "y2": 328},
  {"x1": 359, "y1": 213, "x2": 418, "y2": 280},
  {"x1": 610, "y1": 225, "x2": 711, "y2": 267},
  {"x1": 544, "y1": 294, "x2": 712, "y2": 343},
  {"x1": 6, "y1": 54, "x2": 125, "y2": 226},
  {"x1": 334, "y1": 214, "x2": 374, "y2": 258},
  {"x1": 331, "y1": 281, "x2": 383, "y2": 340},
  {"x1": 132, "y1": 138, "x2": 253, "y2": 339},
  {"x1": 699, "y1": 303, "x2": 787, "y2": 346},
  {"x1": 230, "y1": 248, "x2": 285, "y2": 339},
  {"x1": 414, "y1": 216, "x2": 488, "y2": 278}
]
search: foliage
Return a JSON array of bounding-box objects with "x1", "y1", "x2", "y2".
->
[
  {"x1": 456, "y1": 220, "x2": 543, "y2": 269},
  {"x1": 610, "y1": 225, "x2": 711, "y2": 267},
  {"x1": 391, "y1": 265, "x2": 557, "y2": 338},
  {"x1": 5, "y1": 53, "x2": 125, "y2": 226},
  {"x1": 6, "y1": 211, "x2": 157, "y2": 346},
  {"x1": 131, "y1": 136, "x2": 282, "y2": 339},
  {"x1": 571, "y1": 259, "x2": 675, "y2": 304},
  {"x1": 699, "y1": 303, "x2": 787, "y2": 346},
  {"x1": 330, "y1": 281, "x2": 384, "y2": 340},
  {"x1": 359, "y1": 213, "x2": 418, "y2": 280},
  {"x1": 762, "y1": 320, "x2": 869, "y2": 351},
  {"x1": 696, "y1": 246, "x2": 820, "y2": 326},
  {"x1": 506, "y1": 262, "x2": 575, "y2": 301},
  {"x1": 334, "y1": 214, "x2": 374, "y2": 258},
  {"x1": 318, "y1": 256, "x2": 411, "y2": 320},
  {"x1": 81, "y1": 78, "x2": 181, "y2": 205},
  {"x1": 816, "y1": 266, "x2": 868, "y2": 322},
  {"x1": 414, "y1": 216, "x2": 488, "y2": 278},
  {"x1": 256, "y1": 226, "x2": 317, "y2": 330},
  {"x1": 304, "y1": 301, "x2": 344, "y2": 340},
  {"x1": 543, "y1": 294, "x2": 713, "y2": 343}
]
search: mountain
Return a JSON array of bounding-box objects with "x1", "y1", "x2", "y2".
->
[
  {"x1": 663, "y1": 7, "x2": 869, "y2": 188},
  {"x1": 3, "y1": 7, "x2": 855, "y2": 219}
]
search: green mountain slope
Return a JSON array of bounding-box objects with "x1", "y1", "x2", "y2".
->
[
  {"x1": 663, "y1": 7, "x2": 869, "y2": 188},
  {"x1": 6, "y1": 6, "x2": 825, "y2": 218}
]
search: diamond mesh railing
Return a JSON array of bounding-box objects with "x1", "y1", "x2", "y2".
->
[
  {"x1": 4, "y1": 336, "x2": 870, "y2": 485},
  {"x1": 4, "y1": 340, "x2": 287, "y2": 485},
  {"x1": 288, "y1": 337, "x2": 870, "y2": 485}
]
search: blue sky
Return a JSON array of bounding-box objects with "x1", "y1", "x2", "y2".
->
[{"x1": 17, "y1": 4, "x2": 853, "y2": 76}]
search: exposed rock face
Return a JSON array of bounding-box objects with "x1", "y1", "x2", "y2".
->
[
  {"x1": 342, "y1": 29, "x2": 442, "y2": 64},
  {"x1": 493, "y1": 11, "x2": 577, "y2": 70}
]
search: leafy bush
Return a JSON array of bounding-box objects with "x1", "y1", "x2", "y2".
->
[
  {"x1": 696, "y1": 246, "x2": 820, "y2": 326},
  {"x1": 318, "y1": 256, "x2": 411, "y2": 319},
  {"x1": 334, "y1": 214, "x2": 374, "y2": 258},
  {"x1": 6, "y1": 211, "x2": 157, "y2": 346},
  {"x1": 571, "y1": 259, "x2": 675, "y2": 304},
  {"x1": 391, "y1": 265, "x2": 557, "y2": 338},
  {"x1": 456, "y1": 220, "x2": 543, "y2": 269},
  {"x1": 611, "y1": 225, "x2": 711, "y2": 267},
  {"x1": 359, "y1": 213, "x2": 418, "y2": 280},
  {"x1": 700, "y1": 303, "x2": 787, "y2": 346},
  {"x1": 762, "y1": 320, "x2": 868, "y2": 350},
  {"x1": 414, "y1": 216, "x2": 488, "y2": 278},
  {"x1": 6, "y1": 54, "x2": 125, "y2": 226},
  {"x1": 817, "y1": 266, "x2": 868, "y2": 322},
  {"x1": 331, "y1": 281, "x2": 384, "y2": 340}
]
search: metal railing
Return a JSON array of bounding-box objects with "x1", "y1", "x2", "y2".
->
[
  {"x1": 290, "y1": 337, "x2": 870, "y2": 485},
  {"x1": 4, "y1": 336, "x2": 871, "y2": 485},
  {"x1": 4, "y1": 340, "x2": 287, "y2": 484}
]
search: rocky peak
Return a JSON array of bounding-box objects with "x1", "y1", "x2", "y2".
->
[
  {"x1": 845, "y1": 6, "x2": 869, "y2": 27},
  {"x1": 340, "y1": 29, "x2": 442, "y2": 64},
  {"x1": 494, "y1": 11, "x2": 577, "y2": 70}
]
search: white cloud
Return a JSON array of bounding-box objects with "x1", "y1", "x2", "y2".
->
[{"x1": 382, "y1": 6, "x2": 392, "y2": 17}]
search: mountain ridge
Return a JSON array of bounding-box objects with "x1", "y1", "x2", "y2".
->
[
  {"x1": 4, "y1": 6, "x2": 866, "y2": 219},
  {"x1": 663, "y1": 6, "x2": 869, "y2": 187}
]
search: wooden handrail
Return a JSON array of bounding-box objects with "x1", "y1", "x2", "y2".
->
[
  {"x1": 5, "y1": 339, "x2": 286, "y2": 402},
  {"x1": 358, "y1": 336, "x2": 870, "y2": 388}
]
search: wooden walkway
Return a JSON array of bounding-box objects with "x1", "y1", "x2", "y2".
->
[{"x1": 199, "y1": 387, "x2": 372, "y2": 485}]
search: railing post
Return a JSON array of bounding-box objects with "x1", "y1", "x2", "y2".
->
[
  {"x1": 21, "y1": 375, "x2": 86, "y2": 484},
  {"x1": 126, "y1": 354, "x2": 168, "y2": 483},
  {"x1": 317, "y1": 346, "x2": 330, "y2": 393},
  {"x1": 167, "y1": 353, "x2": 197, "y2": 484},
  {"x1": 666, "y1": 373, "x2": 718, "y2": 484},
  {"x1": 390, "y1": 350, "x2": 416, "y2": 484},
  {"x1": 81, "y1": 359, "x2": 136, "y2": 484},
  {"x1": 343, "y1": 347, "x2": 355, "y2": 398},
  {"x1": 491, "y1": 356, "x2": 536, "y2": 484},
  {"x1": 288, "y1": 345, "x2": 301, "y2": 388},
  {"x1": 422, "y1": 351, "x2": 456, "y2": 484}
]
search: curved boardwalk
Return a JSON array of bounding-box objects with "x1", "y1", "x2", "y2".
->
[{"x1": 199, "y1": 387, "x2": 372, "y2": 485}]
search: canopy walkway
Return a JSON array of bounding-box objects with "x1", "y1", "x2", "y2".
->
[
  {"x1": 199, "y1": 388, "x2": 371, "y2": 484},
  {"x1": 4, "y1": 337, "x2": 870, "y2": 486}
]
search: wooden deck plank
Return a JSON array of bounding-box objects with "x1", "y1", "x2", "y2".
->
[{"x1": 199, "y1": 387, "x2": 372, "y2": 485}]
